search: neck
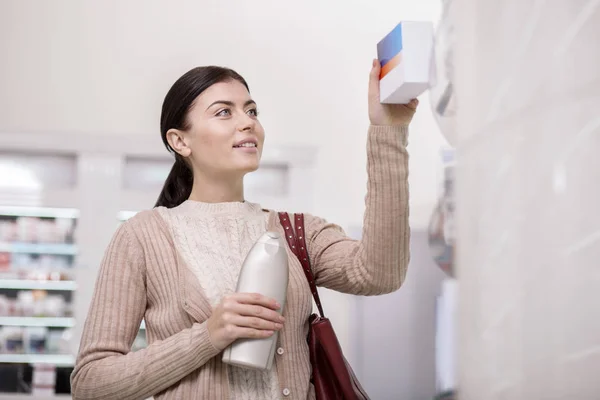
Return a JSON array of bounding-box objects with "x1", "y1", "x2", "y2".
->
[{"x1": 188, "y1": 172, "x2": 245, "y2": 203}]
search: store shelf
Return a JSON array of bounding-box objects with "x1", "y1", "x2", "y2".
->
[
  {"x1": 0, "y1": 243, "x2": 77, "y2": 256},
  {"x1": 0, "y1": 353, "x2": 74, "y2": 366},
  {"x1": 0, "y1": 206, "x2": 79, "y2": 219},
  {"x1": 0, "y1": 317, "x2": 75, "y2": 328},
  {"x1": 0, "y1": 279, "x2": 76, "y2": 291}
]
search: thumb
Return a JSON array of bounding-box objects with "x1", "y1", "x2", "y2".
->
[{"x1": 369, "y1": 59, "x2": 381, "y2": 100}]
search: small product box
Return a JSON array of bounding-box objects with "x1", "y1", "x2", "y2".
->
[{"x1": 377, "y1": 21, "x2": 435, "y2": 104}]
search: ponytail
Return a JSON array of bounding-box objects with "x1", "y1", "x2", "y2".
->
[{"x1": 154, "y1": 156, "x2": 193, "y2": 208}]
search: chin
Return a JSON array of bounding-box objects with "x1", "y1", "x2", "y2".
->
[
  {"x1": 244, "y1": 164, "x2": 260, "y2": 173},
  {"x1": 236, "y1": 162, "x2": 260, "y2": 174}
]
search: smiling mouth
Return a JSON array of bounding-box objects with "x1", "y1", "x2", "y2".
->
[{"x1": 233, "y1": 143, "x2": 257, "y2": 148}]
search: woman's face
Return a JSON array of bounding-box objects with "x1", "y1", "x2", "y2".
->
[{"x1": 168, "y1": 79, "x2": 265, "y2": 179}]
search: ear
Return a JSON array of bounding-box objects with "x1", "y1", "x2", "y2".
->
[{"x1": 166, "y1": 128, "x2": 192, "y2": 158}]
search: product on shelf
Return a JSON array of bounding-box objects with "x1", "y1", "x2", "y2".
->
[
  {"x1": 0, "y1": 221, "x2": 16, "y2": 243},
  {"x1": 0, "y1": 216, "x2": 75, "y2": 244},
  {"x1": 0, "y1": 253, "x2": 9, "y2": 271},
  {"x1": 0, "y1": 326, "x2": 71, "y2": 355},
  {"x1": 46, "y1": 330, "x2": 64, "y2": 354},
  {"x1": 0, "y1": 295, "x2": 8, "y2": 315},
  {"x1": 32, "y1": 363, "x2": 57, "y2": 396},
  {"x1": 0, "y1": 212, "x2": 77, "y2": 281},
  {"x1": 25, "y1": 327, "x2": 48, "y2": 354},
  {"x1": 2, "y1": 326, "x2": 25, "y2": 353},
  {"x1": 0, "y1": 253, "x2": 75, "y2": 281},
  {"x1": 0, "y1": 290, "x2": 69, "y2": 317},
  {"x1": 19, "y1": 291, "x2": 35, "y2": 316},
  {"x1": 45, "y1": 295, "x2": 68, "y2": 318}
]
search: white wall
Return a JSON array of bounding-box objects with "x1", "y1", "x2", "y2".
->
[
  {"x1": 0, "y1": 0, "x2": 447, "y2": 368},
  {"x1": 455, "y1": 0, "x2": 600, "y2": 398}
]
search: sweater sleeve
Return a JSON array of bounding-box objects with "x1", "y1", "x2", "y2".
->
[
  {"x1": 305, "y1": 125, "x2": 410, "y2": 296},
  {"x1": 70, "y1": 221, "x2": 221, "y2": 400}
]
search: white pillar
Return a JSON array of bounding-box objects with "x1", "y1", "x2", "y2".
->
[
  {"x1": 455, "y1": 0, "x2": 600, "y2": 398},
  {"x1": 71, "y1": 154, "x2": 123, "y2": 356}
]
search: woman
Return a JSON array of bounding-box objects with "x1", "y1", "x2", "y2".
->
[{"x1": 71, "y1": 61, "x2": 417, "y2": 399}]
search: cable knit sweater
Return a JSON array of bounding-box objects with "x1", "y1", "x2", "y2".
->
[
  {"x1": 157, "y1": 201, "x2": 280, "y2": 399},
  {"x1": 70, "y1": 125, "x2": 411, "y2": 400}
]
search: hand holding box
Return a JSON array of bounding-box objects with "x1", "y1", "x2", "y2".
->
[{"x1": 378, "y1": 21, "x2": 435, "y2": 104}]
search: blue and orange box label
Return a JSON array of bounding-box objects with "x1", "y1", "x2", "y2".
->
[{"x1": 377, "y1": 23, "x2": 403, "y2": 80}]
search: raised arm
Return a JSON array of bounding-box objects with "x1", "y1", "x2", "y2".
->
[
  {"x1": 70, "y1": 221, "x2": 220, "y2": 400},
  {"x1": 307, "y1": 124, "x2": 410, "y2": 295},
  {"x1": 305, "y1": 59, "x2": 417, "y2": 296}
]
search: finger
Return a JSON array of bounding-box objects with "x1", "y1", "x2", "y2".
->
[
  {"x1": 369, "y1": 58, "x2": 381, "y2": 100},
  {"x1": 230, "y1": 303, "x2": 285, "y2": 323},
  {"x1": 229, "y1": 315, "x2": 283, "y2": 331},
  {"x1": 233, "y1": 292, "x2": 280, "y2": 310},
  {"x1": 407, "y1": 98, "x2": 419, "y2": 110},
  {"x1": 236, "y1": 327, "x2": 275, "y2": 340}
]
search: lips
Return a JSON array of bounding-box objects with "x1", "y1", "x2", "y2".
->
[{"x1": 233, "y1": 139, "x2": 258, "y2": 148}]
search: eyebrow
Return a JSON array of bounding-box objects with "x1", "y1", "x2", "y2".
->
[{"x1": 206, "y1": 99, "x2": 256, "y2": 111}]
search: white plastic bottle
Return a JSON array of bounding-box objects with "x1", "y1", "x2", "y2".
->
[{"x1": 222, "y1": 231, "x2": 289, "y2": 370}]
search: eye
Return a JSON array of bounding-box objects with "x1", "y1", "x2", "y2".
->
[
  {"x1": 216, "y1": 108, "x2": 231, "y2": 117},
  {"x1": 247, "y1": 108, "x2": 259, "y2": 117}
]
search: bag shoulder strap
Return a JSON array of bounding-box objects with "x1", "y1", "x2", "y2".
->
[{"x1": 278, "y1": 212, "x2": 325, "y2": 317}]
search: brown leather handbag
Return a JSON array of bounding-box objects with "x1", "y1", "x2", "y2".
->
[{"x1": 278, "y1": 212, "x2": 370, "y2": 400}]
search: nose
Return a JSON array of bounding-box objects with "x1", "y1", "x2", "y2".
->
[{"x1": 238, "y1": 113, "x2": 256, "y2": 132}]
